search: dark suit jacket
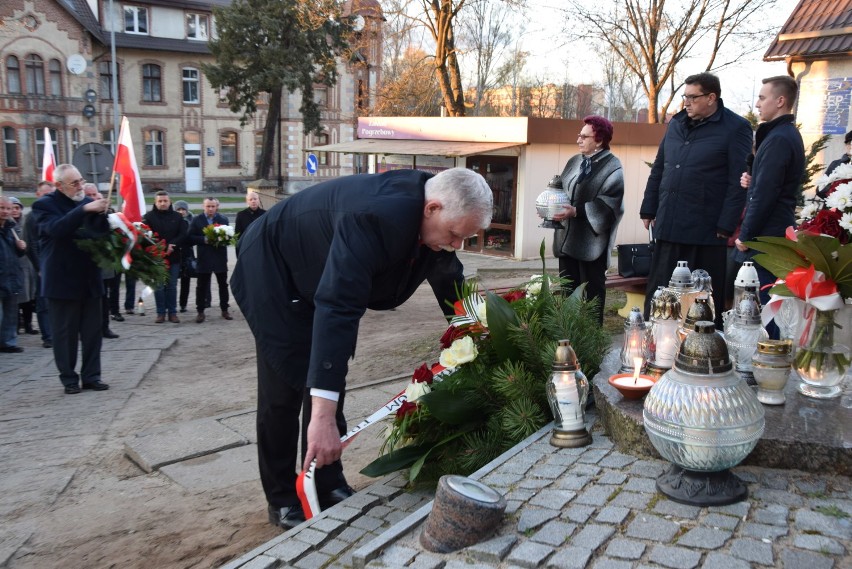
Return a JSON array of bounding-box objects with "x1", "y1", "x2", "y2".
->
[
  {"x1": 231, "y1": 169, "x2": 464, "y2": 393},
  {"x1": 31, "y1": 191, "x2": 109, "y2": 300},
  {"x1": 187, "y1": 212, "x2": 229, "y2": 273}
]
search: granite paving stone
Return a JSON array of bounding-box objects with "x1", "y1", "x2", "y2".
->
[
  {"x1": 627, "y1": 460, "x2": 667, "y2": 478},
  {"x1": 653, "y1": 499, "x2": 702, "y2": 519},
  {"x1": 505, "y1": 489, "x2": 536, "y2": 503},
  {"x1": 761, "y1": 473, "x2": 790, "y2": 490},
  {"x1": 648, "y1": 544, "x2": 702, "y2": 569},
  {"x1": 562, "y1": 504, "x2": 596, "y2": 524},
  {"x1": 811, "y1": 498, "x2": 852, "y2": 517},
  {"x1": 570, "y1": 523, "x2": 616, "y2": 551},
  {"x1": 344, "y1": 492, "x2": 382, "y2": 511},
  {"x1": 505, "y1": 540, "x2": 555, "y2": 568},
  {"x1": 546, "y1": 546, "x2": 592, "y2": 569},
  {"x1": 266, "y1": 538, "x2": 314, "y2": 562},
  {"x1": 577, "y1": 448, "x2": 610, "y2": 464},
  {"x1": 367, "y1": 484, "x2": 401, "y2": 498},
  {"x1": 366, "y1": 505, "x2": 392, "y2": 518},
  {"x1": 610, "y1": 491, "x2": 652, "y2": 510},
  {"x1": 482, "y1": 472, "x2": 525, "y2": 487},
  {"x1": 531, "y1": 520, "x2": 577, "y2": 547},
  {"x1": 795, "y1": 509, "x2": 852, "y2": 539},
  {"x1": 517, "y1": 508, "x2": 560, "y2": 532},
  {"x1": 701, "y1": 512, "x2": 741, "y2": 530},
  {"x1": 406, "y1": 552, "x2": 445, "y2": 569},
  {"x1": 595, "y1": 506, "x2": 630, "y2": 525},
  {"x1": 752, "y1": 487, "x2": 805, "y2": 507},
  {"x1": 519, "y1": 478, "x2": 552, "y2": 490},
  {"x1": 623, "y1": 477, "x2": 658, "y2": 494},
  {"x1": 741, "y1": 521, "x2": 788, "y2": 540},
  {"x1": 505, "y1": 500, "x2": 523, "y2": 515},
  {"x1": 676, "y1": 526, "x2": 732, "y2": 549},
  {"x1": 729, "y1": 537, "x2": 775, "y2": 565},
  {"x1": 708, "y1": 501, "x2": 750, "y2": 518},
  {"x1": 779, "y1": 548, "x2": 838, "y2": 569},
  {"x1": 574, "y1": 485, "x2": 614, "y2": 507},
  {"x1": 597, "y1": 471, "x2": 628, "y2": 486},
  {"x1": 293, "y1": 551, "x2": 332, "y2": 569},
  {"x1": 624, "y1": 513, "x2": 681, "y2": 542},
  {"x1": 557, "y1": 475, "x2": 593, "y2": 491},
  {"x1": 531, "y1": 464, "x2": 570, "y2": 480},
  {"x1": 598, "y1": 453, "x2": 636, "y2": 469},
  {"x1": 388, "y1": 492, "x2": 426, "y2": 510},
  {"x1": 604, "y1": 538, "x2": 645, "y2": 560},
  {"x1": 379, "y1": 544, "x2": 418, "y2": 566},
  {"x1": 293, "y1": 527, "x2": 331, "y2": 547},
  {"x1": 589, "y1": 558, "x2": 632, "y2": 569},
  {"x1": 701, "y1": 552, "x2": 751, "y2": 569},
  {"x1": 570, "y1": 464, "x2": 603, "y2": 477},
  {"x1": 546, "y1": 453, "x2": 580, "y2": 466},
  {"x1": 319, "y1": 538, "x2": 350, "y2": 557},
  {"x1": 794, "y1": 478, "x2": 828, "y2": 495},
  {"x1": 753, "y1": 504, "x2": 789, "y2": 526},
  {"x1": 236, "y1": 555, "x2": 277, "y2": 569},
  {"x1": 793, "y1": 534, "x2": 847, "y2": 555},
  {"x1": 337, "y1": 526, "x2": 368, "y2": 543},
  {"x1": 529, "y1": 489, "x2": 576, "y2": 509},
  {"x1": 465, "y1": 534, "x2": 518, "y2": 563},
  {"x1": 351, "y1": 516, "x2": 384, "y2": 532}
]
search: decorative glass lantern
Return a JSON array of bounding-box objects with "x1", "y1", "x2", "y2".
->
[
  {"x1": 136, "y1": 297, "x2": 145, "y2": 316},
  {"x1": 535, "y1": 175, "x2": 570, "y2": 229},
  {"x1": 546, "y1": 339, "x2": 592, "y2": 448},
  {"x1": 752, "y1": 339, "x2": 793, "y2": 405},
  {"x1": 620, "y1": 307, "x2": 647, "y2": 372},
  {"x1": 732, "y1": 261, "x2": 760, "y2": 307},
  {"x1": 677, "y1": 296, "x2": 714, "y2": 347},
  {"x1": 724, "y1": 290, "x2": 768, "y2": 385},
  {"x1": 664, "y1": 261, "x2": 701, "y2": 325},
  {"x1": 691, "y1": 269, "x2": 716, "y2": 321},
  {"x1": 645, "y1": 290, "x2": 681, "y2": 378},
  {"x1": 643, "y1": 321, "x2": 765, "y2": 506}
]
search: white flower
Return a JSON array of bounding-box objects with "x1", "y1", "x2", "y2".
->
[
  {"x1": 840, "y1": 212, "x2": 852, "y2": 234},
  {"x1": 439, "y1": 336, "x2": 478, "y2": 368},
  {"x1": 474, "y1": 301, "x2": 488, "y2": 327},
  {"x1": 816, "y1": 162, "x2": 852, "y2": 191},
  {"x1": 525, "y1": 275, "x2": 544, "y2": 297},
  {"x1": 798, "y1": 200, "x2": 821, "y2": 223},
  {"x1": 404, "y1": 381, "x2": 431, "y2": 403},
  {"x1": 826, "y1": 182, "x2": 852, "y2": 212}
]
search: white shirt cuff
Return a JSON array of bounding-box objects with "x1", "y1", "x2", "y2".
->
[{"x1": 310, "y1": 388, "x2": 340, "y2": 402}]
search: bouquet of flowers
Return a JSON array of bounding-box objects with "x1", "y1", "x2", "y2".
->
[
  {"x1": 202, "y1": 223, "x2": 236, "y2": 247},
  {"x1": 802, "y1": 162, "x2": 852, "y2": 244},
  {"x1": 361, "y1": 243, "x2": 610, "y2": 484},
  {"x1": 75, "y1": 213, "x2": 169, "y2": 287}
]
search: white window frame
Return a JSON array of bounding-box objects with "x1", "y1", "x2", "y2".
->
[
  {"x1": 124, "y1": 6, "x2": 148, "y2": 35},
  {"x1": 182, "y1": 68, "x2": 199, "y2": 104},
  {"x1": 186, "y1": 13, "x2": 209, "y2": 40}
]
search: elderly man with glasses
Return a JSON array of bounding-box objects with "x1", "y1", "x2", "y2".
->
[
  {"x1": 31, "y1": 164, "x2": 112, "y2": 394},
  {"x1": 639, "y1": 72, "x2": 752, "y2": 327}
]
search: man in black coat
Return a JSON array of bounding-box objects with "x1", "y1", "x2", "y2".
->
[
  {"x1": 234, "y1": 191, "x2": 266, "y2": 239},
  {"x1": 143, "y1": 191, "x2": 187, "y2": 323},
  {"x1": 31, "y1": 164, "x2": 111, "y2": 394},
  {"x1": 640, "y1": 72, "x2": 752, "y2": 326},
  {"x1": 231, "y1": 167, "x2": 493, "y2": 529},
  {"x1": 734, "y1": 75, "x2": 805, "y2": 337},
  {"x1": 22, "y1": 180, "x2": 55, "y2": 348},
  {"x1": 824, "y1": 130, "x2": 852, "y2": 180},
  {"x1": 187, "y1": 197, "x2": 231, "y2": 323}
]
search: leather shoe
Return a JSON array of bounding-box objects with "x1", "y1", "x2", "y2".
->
[
  {"x1": 267, "y1": 504, "x2": 305, "y2": 529},
  {"x1": 82, "y1": 381, "x2": 110, "y2": 391},
  {"x1": 196, "y1": 312, "x2": 205, "y2": 323},
  {"x1": 0, "y1": 346, "x2": 24, "y2": 353},
  {"x1": 43, "y1": 341, "x2": 53, "y2": 348},
  {"x1": 111, "y1": 313, "x2": 125, "y2": 322},
  {"x1": 103, "y1": 329, "x2": 120, "y2": 339},
  {"x1": 155, "y1": 315, "x2": 165, "y2": 323},
  {"x1": 319, "y1": 485, "x2": 355, "y2": 510},
  {"x1": 64, "y1": 385, "x2": 81, "y2": 394},
  {"x1": 179, "y1": 307, "x2": 187, "y2": 313},
  {"x1": 221, "y1": 310, "x2": 233, "y2": 320},
  {"x1": 169, "y1": 314, "x2": 180, "y2": 323}
]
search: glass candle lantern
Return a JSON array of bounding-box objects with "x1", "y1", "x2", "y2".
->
[
  {"x1": 724, "y1": 290, "x2": 768, "y2": 385},
  {"x1": 691, "y1": 269, "x2": 716, "y2": 321},
  {"x1": 535, "y1": 175, "x2": 569, "y2": 229},
  {"x1": 620, "y1": 307, "x2": 647, "y2": 372},
  {"x1": 752, "y1": 339, "x2": 793, "y2": 405},
  {"x1": 546, "y1": 339, "x2": 591, "y2": 448},
  {"x1": 646, "y1": 290, "x2": 681, "y2": 377},
  {"x1": 664, "y1": 261, "x2": 701, "y2": 326},
  {"x1": 678, "y1": 295, "x2": 714, "y2": 347}
]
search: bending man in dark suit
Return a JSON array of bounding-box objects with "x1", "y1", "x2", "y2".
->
[
  {"x1": 231, "y1": 167, "x2": 493, "y2": 529},
  {"x1": 31, "y1": 164, "x2": 111, "y2": 394}
]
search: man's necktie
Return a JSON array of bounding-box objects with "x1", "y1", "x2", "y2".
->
[{"x1": 577, "y1": 156, "x2": 592, "y2": 184}]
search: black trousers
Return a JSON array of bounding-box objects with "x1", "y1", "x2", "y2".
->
[
  {"x1": 48, "y1": 297, "x2": 102, "y2": 388},
  {"x1": 644, "y1": 240, "x2": 727, "y2": 328},
  {"x1": 558, "y1": 251, "x2": 608, "y2": 325},
  {"x1": 256, "y1": 332, "x2": 348, "y2": 508},
  {"x1": 195, "y1": 271, "x2": 229, "y2": 312},
  {"x1": 179, "y1": 275, "x2": 193, "y2": 309}
]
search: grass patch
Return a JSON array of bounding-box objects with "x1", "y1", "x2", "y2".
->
[
  {"x1": 604, "y1": 290, "x2": 628, "y2": 335},
  {"x1": 815, "y1": 505, "x2": 849, "y2": 519}
]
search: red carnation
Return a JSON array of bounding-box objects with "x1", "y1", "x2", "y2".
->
[
  {"x1": 395, "y1": 401, "x2": 417, "y2": 420},
  {"x1": 501, "y1": 290, "x2": 526, "y2": 303},
  {"x1": 412, "y1": 363, "x2": 434, "y2": 384},
  {"x1": 799, "y1": 209, "x2": 847, "y2": 243},
  {"x1": 439, "y1": 325, "x2": 467, "y2": 349}
]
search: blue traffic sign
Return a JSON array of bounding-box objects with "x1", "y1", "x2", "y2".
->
[{"x1": 306, "y1": 153, "x2": 318, "y2": 175}]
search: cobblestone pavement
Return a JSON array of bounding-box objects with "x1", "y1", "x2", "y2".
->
[{"x1": 224, "y1": 419, "x2": 851, "y2": 569}]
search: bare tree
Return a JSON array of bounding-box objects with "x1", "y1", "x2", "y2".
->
[
  {"x1": 566, "y1": 0, "x2": 776, "y2": 123},
  {"x1": 373, "y1": 48, "x2": 444, "y2": 115},
  {"x1": 600, "y1": 48, "x2": 643, "y2": 122}
]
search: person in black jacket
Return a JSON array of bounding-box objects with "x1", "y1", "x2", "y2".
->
[
  {"x1": 234, "y1": 191, "x2": 266, "y2": 239},
  {"x1": 824, "y1": 130, "x2": 852, "y2": 180},
  {"x1": 734, "y1": 75, "x2": 805, "y2": 337},
  {"x1": 173, "y1": 200, "x2": 195, "y2": 313},
  {"x1": 187, "y1": 197, "x2": 231, "y2": 322},
  {"x1": 143, "y1": 191, "x2": 187, "y2": 323},
  {"x1": 0, "y1": 196, "x2": 26, "y2": 352},
  {"x1": 22, "y1": 180, "x2": 55, "y2": 347},
  {"x1": 231, "y1": 167, "x2": 492, "y2": 529},
  {"x1": 640, "y1": 72, "x2": 751, "y2": 327}
]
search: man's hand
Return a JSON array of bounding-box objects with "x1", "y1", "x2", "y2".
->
[
  {"x1": 167, "y1": 243, "x2": 175, "y2": 254},
  {"x1": 15, "y1": 239, "x2": 26, "y2": 251},
  {"x1": 735, "y1": 238, "x2": 748, "y2": 252},
  {"x1": 551, "y1": 205, "x2": 576, "y2": 221},
  {"x1": 83, "y1": 197, "x2": 109, "y2": 213},
  {"x1": 642, "y1": 218, "x2": 654, "y2": 230},
  {"x1": 740, "y1": 172, "x2": 752, "y2": 189},
  {"x1": 303, "y1": 396, "x2": 342, "y2": 471}
]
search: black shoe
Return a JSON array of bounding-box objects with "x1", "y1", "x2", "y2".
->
[
  {"x1": 103, "y1": 330, "x2": 120, "y2": 339},
  {"x1": 26, "y1": 328, "x2": 39, "y2": 335},
  {"x1": 82, "y1": 381, "x2": 110, "y2": 391},
  {"x1": 179, "y1": 307, "x2": 187, "y2": 313},
  {"x1": 318, "y1": 485, "x2": 355, "y2": 510},
  {"x1": 0, "y1": 346, "x2": 24, "y2": 353},
  {"x1": 64, "y1": 385, "x2": 81, "y2": 395},
  {"x1": 125, "y1": 309, "x2": 134, "y2": 315},
  {"x1": 43, "y1": 341, "x2": 53, "y2": 348},
  {"x1": 267, "y1": 504, "x2": 305, "y2": 529},
  {"x1": 111, "y1": 313, "x2": 125, "y2": 322}
]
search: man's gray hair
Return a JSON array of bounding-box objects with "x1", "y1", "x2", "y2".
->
[
  {"x1": 425, "y1": 167, "x2": 493, "y2": 228},
  {"x1": 53, "y1": 163, "x2": 76, "y2": 184},
  {"x1": 0, "y1": 195, "x2": 12, "y2": 205}
]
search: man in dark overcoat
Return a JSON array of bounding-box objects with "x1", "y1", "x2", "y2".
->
[
  {"x1": 187, "y1": 197, "x2": 231, "y2": 322},
  {"x1": 31, "y1": 164, "x2": 111, "y2": 394},
  {"x1": 143, "y1": 191, "x2": 187, "y2": 323},
  {"x1": 231, "y1": 167, "x2": 493, "y2": 529}
]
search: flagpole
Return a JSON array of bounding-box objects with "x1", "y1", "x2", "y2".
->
[{"x1": 106, "y1": 117, "x2": 126, "y2": 208}]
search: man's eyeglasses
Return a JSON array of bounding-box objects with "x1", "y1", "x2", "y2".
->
[
  {"x1": 65, "y1": 178, "x2": 86, "y2": 187},
  {"x1": 681, "y1": 93, "x2": 710, "y2": 103}
]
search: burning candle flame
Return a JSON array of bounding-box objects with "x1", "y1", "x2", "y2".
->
[{"x1": 633, "y1": 357, "x2": 643, "y2": 384}]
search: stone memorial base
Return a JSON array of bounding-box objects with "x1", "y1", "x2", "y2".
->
[{"x1": 593, "y1": 344, "x2": 852, "y2": 476}]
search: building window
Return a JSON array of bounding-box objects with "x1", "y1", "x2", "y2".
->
[
  {"x1": 314, "y1": 87, "x2": 328, "y2": 107},
  {"x1": 71, "y1": 128, "x2": 80, "y2": 150},
  {"x1": 103, "y1": 129, "x2": 116, "y2": 155},
  {"x1": 144, "y1": 129, "x2": 164, "y2": 166},
  {"x1": 124, "y1": 6, "x2": 148, "y2": 34},
  {"x1": 254, "y1": 131, "x2": 264, "y2": 165},
  {"x1": 182, "y1": 68, "x2": 199, "y2": 104},
  {"x1": 220, "y1": 131, "x2": 238, "y2": 166},
  {"x1": 35, "y1": 128, "x2": 59, "y2": 168},
  {"x1": 99, "y1": 62, "x2": 120, "y2": 100},
  {"x1": 315, "y1": 133, "x2": 329, "y2": 165},
  {"x1": 48, "y1": 59, "x2": 62, "y2": 96},
  {"x1": 142, "y1": 64, "x2": 162, "y2": 102},
  {"x1": 3, "y1": 127, "x2": 17, "y2": 168},
  {"x1": 6, "y1": 56, "x2": 21, "y2": 94},
  {"x1": 186, "y1": 13, "x2": 209, "y2": 40},
  {"x1": 25, "y1": 54, "x2": 45, "y2": 95}
]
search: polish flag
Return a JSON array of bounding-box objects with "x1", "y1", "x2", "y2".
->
[
  {"x1": 41, "y1": 127, "x2": 56, "y2": 182},
  {"x1": 113, "y1": 117, "x2": 145, "y2": 223}
]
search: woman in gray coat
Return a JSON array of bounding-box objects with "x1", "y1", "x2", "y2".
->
[{"x1": 552, "y1": 115, "x2": 624, "y2": 324}]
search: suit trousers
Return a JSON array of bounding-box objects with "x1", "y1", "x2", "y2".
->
[
  {"x1": 48, "y1": 297, "x2": 102, "y2": 388},
  {"x1": 255, "y1": 305, "x2": 348, "y2": 508},
  {"x1": 558, "y1": 251, "x2": 608, "y2": 325},
  {"x1": 196, "y1": 271, "x2": 228, "y2": 312}
]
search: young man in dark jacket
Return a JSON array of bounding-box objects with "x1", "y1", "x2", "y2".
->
[
  {"x1": 0, "y1": 196, "x2": 26, "y2": 352},
  {"x1": 143, "y1": 191, "x2": 187, "y2": 323}
]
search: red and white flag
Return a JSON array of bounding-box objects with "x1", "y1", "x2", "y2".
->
[
  {"x1": 113, "y1": 116, "x2": 145, "y2": 223},
  {"x1": 41, "y1": 127, "x2": 56, "y2": 182}
]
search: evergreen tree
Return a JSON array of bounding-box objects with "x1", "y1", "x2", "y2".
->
[{"x1": 202, "y1": 0, "x2": 351, "y2": 179}]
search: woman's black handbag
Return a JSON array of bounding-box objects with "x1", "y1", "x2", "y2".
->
[
  {"x1": 617, "y1": 228, "x2": 654, "y2": 278},
  {"x1": 181, "y1": 256, "x2": 198, "y2": 279}
]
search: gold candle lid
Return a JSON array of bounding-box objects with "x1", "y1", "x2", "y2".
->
[{"x1": 756, "y1": 339, "x2": 792, "y2": 355}]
